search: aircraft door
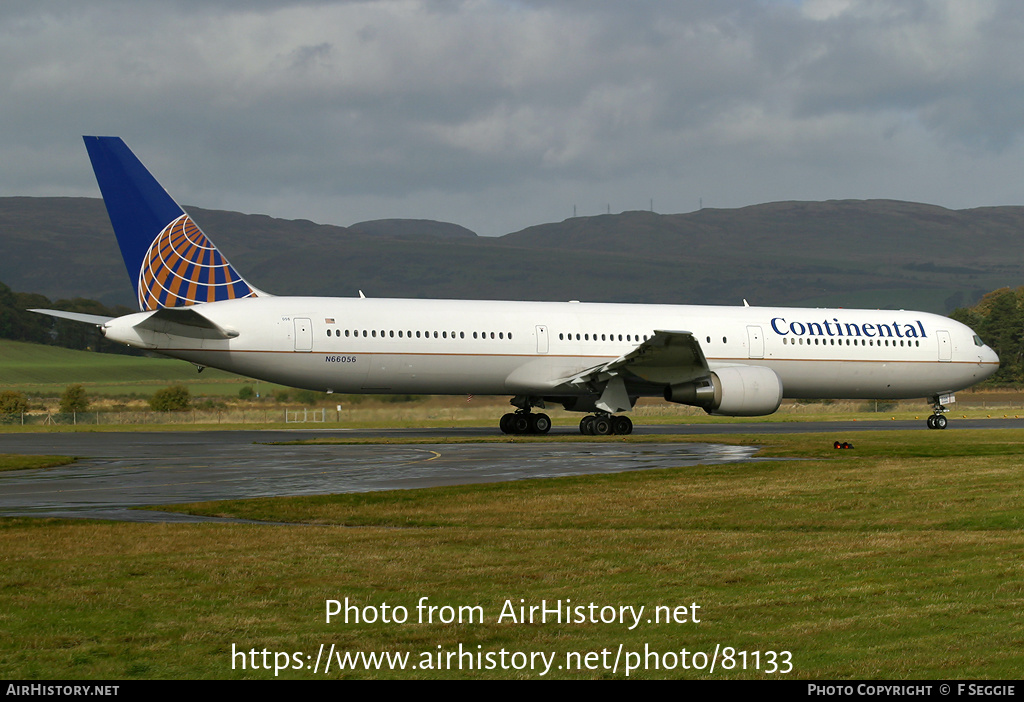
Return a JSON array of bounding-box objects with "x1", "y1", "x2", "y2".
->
[
  {"x1": 937, "y1": 330, "x2": 951, "y2": 362},
  {"x1": 747, "y1": 325, "x2": 764, "y2": 359},
  {"x1": 536, "y1": 325, "x2": 549, "y2": 354},
  {"x1": 294, "y1": 318, "x2": 313, "y2": 352}
]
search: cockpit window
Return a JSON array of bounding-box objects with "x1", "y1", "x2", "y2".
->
[{"x1": 974, "y1": 335, "x2": 984, "y2": 347}]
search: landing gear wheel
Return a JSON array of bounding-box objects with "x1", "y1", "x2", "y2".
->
[
  {"x1": 579, "y1": 414, "x2": 633, "y2": 435},
  {"x1": 612, "y1": 416, "x2": 633, "y2": 435},
  {"x1": 501, "y1": 398, "x2": 553, "y2": 435},
  {"x1": 511, "y1": 414, "x2": 530, "y2": 434},
  {"x1": 927, "y1": 414, "x2": 947, "y2": 429}
]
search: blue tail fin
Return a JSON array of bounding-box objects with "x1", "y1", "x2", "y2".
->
[{"x1": 83, "y1": 136, "x2": 258, "y2": 311}]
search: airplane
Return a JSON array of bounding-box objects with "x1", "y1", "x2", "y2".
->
[{"x1": 32, "y1": 136, "x2": 1000, "y2": 435}]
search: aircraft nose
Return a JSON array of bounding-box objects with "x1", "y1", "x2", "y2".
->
[
  {"x1": 985, "y1": 345, "x2": 999, "y2": 365},
  {"x1": 981, "y1": 344, "x2": 1000, "y2": 377}
]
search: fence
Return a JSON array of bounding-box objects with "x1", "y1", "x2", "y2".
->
[
  {"x1": 285, "y1": 408, "x2": 326, "y2": 423},
  {"x1": 1, "y1": 408, "x2": 334, "y2": 426}
]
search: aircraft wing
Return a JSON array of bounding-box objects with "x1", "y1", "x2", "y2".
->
[{"x1": 561, "y1": 330, "x2": 711, "y2": 413}]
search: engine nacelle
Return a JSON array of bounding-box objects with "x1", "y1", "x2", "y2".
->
[{"x1": 665, "y1": 366, "x2": 783, "y2": 416}]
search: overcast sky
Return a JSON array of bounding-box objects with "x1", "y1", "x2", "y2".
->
[{"x1": 3, "y1": 0, "x2": 1024, "y2": 236}]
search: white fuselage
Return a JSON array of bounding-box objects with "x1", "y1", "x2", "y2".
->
[{"x1": 101, "y1": 296, "x2": 999, "y2": 403}]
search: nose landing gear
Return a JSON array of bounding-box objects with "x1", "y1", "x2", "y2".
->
[{"x1": 926, "y1": 395, "x2": 950, "y2": 429}]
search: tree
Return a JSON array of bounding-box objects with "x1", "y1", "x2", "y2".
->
[
  {"x1": 59, "y1": 384, "x2": 89, "y2": 413},
  {"x1": 294, "y1": 389, "x2": 320, "y2": 405},
  {"x1": 951, "y1": 287, "x2": 1024, "y2": 384},
  {"x1": 149, "y1": 385, "x2": 191, "y2": 411},
  {"x1": 238, "y1": 385, "x2": 255, "y2": 401},
  {"x1": 0, "y1": 390, "x2": 28, "y2": 417}
]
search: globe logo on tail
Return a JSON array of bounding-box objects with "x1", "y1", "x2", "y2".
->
[{"x1": 138, "y1": 214, "x2": 256, "y2": 310}]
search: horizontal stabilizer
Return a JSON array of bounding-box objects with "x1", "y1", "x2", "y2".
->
[
  {"x1": 133, "y1": 306, "x2": 239, "y2": 340},
  {"x1": 29, "y1": 309, "x2": 114, "y2": 326}
]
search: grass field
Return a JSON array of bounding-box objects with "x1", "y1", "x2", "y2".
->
[
  {"x1": 0, "y1": 454, "x2": 74, "y2": 472},
  {"x1": 0, "y1": 339, "x2": 249, "y2": 394},
  {"x1": 0, "y1": 428, "x2": 1021, "y2": 679}
]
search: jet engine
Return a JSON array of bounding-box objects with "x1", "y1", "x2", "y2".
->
[{"x1": 664, "y1": 365, "x2": 783, "y2": 416}]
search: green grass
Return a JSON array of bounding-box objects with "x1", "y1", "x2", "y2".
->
[
  {"x1": 1, "y1": 429, "x2": 1022, "y2": 679},
  {"x1": 0, "y1": 454, "x2": 74, "y2": 471},
  {"x1": 0, "y1": 338, "x2": 247, "y2": 393}
]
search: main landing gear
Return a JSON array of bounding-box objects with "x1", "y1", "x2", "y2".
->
[
  {"x1": 500, "y1": 410, "x2": 551, "y2": 435},
  {"x1": 579, "y1": 414, "x2": 633, "y2": 435},
  {"x1": 498, "y1": 397, "x2": 634, "y2": 436}
]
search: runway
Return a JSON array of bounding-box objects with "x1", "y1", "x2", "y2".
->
[{"x1": 1, "y1": 418, "x2": 1018, "y2": 522}]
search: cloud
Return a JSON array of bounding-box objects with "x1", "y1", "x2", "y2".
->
[{"x1": 1, "y1": 0, "x2": 1024, "y2": 236}]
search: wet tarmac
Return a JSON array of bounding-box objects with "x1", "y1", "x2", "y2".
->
[
  {"x1": 0, "y1": 430, "x2": 760, "y2": 522},
  {"x1": 1, "y1": 418, "x2": 1017, "y2": 523}
]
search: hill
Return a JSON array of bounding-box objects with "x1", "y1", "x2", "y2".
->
[
  {"x1": 348, "y1": 219, "x2": 477, "y2": 239},
  {"x1": 2, "y1": 197, "x2": 1023, "y2": 313}
]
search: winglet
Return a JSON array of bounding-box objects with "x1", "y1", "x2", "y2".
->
[{"x1": 83, "y1": 136, "x2": 259, "y2": 311}]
